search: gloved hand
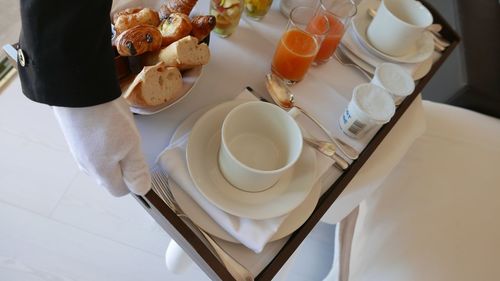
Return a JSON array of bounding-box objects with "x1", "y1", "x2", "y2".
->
[{"x1": 53, "y1": 97, "x2": 151, "y2": 197}]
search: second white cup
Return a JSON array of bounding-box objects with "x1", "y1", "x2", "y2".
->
[
  {"x1": 219, "y1": 101, "x2": 303, "y2": 192},
  {"x1": 367, "y1": 0, "x2": 433, "y2": 57}
]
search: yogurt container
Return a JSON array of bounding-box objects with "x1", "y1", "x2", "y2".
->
[
  {"x1": 371, "y1": 63, "x2": 415, "y2": 106},
  {"x1": 339, "y1": 83, "x2": 396, "y2": 138}
]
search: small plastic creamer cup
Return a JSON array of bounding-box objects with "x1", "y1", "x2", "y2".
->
[
  {"x1": 339, "y1": 83, "x2": 396, "y2": 138},
  {"x1": 371, "y1": 63, "x2": 415, "y2": 106}
]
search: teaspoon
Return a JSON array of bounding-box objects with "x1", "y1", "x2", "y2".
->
[
  {"x1": 265, "y1": 73, "x2": 360, "y2": 160},
  {"x1": 303, "y1": 137, "x2": 349, "y2": 171}
]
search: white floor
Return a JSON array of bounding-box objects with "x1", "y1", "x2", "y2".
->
[{"x1": 0, "y1": 77, "x2": 335, "y2": 281}]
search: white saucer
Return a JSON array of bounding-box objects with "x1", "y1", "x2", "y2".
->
[
  {"x1": 351, "y1": 0, "x2": 434, "y2": 64},
  {"x1": 339, "y1": 44, "x2": 432, "y2": 80},
  {"x1": 186, "y1": 100, "x2": 317, "y2": 220},
  {"x1": 129, "y1": 66, "x2": 203, "y2": 115},
  {"x1": 169, "y1": 101, "x2": 322, "y2": 242}
]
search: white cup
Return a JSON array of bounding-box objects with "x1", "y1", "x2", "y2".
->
[
  {"x1": 371, "y1": 63, "x2": 415, "y2": 106},
  {"x1": 339, "y1": 83, "x2": 395, "y2": 138},
  {"x1": 219, "y1": 101, "x2": 303, "y2": 192},
  {"x1": 367, "y1": 0, "x2": 433, "y2": 57}
]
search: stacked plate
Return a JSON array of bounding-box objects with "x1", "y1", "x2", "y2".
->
[
  {"x1": 340, "y1": 0, "x2": 436, "y2": 80},
  {"x1": 162, "y1": 99, "x2": 321, "y2": 245}
]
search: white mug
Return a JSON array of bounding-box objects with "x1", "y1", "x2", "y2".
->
[
  {"x1": 219, "y1": 101, "x2": 303, "y2": 192},
  {"x1": 367, "y1": 0, "x2": 433, "y2": 57},
  {"x1": 339, "y1": 83, "x2": 395, "y2": 138}
]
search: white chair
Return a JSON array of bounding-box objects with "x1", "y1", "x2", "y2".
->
[{"x1": 323, "y1": 100, "x2": 500, "y2": 281}]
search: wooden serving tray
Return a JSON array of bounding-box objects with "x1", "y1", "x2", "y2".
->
[{"x1": 133, "y1": 1, "x2": 461, "y2": 280}]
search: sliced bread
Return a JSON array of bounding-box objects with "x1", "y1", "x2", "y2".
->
[
  {"x1": 147, "y1": 35, "x2": 210, "y2": 70},
  {"x1": 123, "y1": 62, "x2": 182, "y2": 107}
]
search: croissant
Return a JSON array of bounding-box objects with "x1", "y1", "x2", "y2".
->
[
  {"x1": 159, "y1": 0, "x2": 198, "y2": 20},
  {"x1": 114, "y1": 8, "x2": 161, "y2": 34},
  {"x1": 112, "y1": 7, "x2": 142, "y2": 24},
  {"x1": 158, "y1": 13, "x2": 193, "y2": 47},
  {"x1": 115, "y1": 25, "x2": 162, "y2": 56},
  {"x1": 190, "y1": 15, "x2": 216, "y2": 42}
]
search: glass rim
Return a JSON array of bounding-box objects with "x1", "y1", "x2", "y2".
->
[
  {"x1": 289, "y1": 6, "x2": 331, "y2": 36},
  {"x1": 319, "y1": 0, "x2": 358, "y2": 19}
]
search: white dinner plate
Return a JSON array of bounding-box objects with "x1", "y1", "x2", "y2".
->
[
  {"x1": 168, "y1": 102, "x2": 322, "y2": 243},
  {"x1": 129, "y1": 66, "x2": 203, "y2": 115},
  {"x1": 186, "y1": 100, "x2": 317, "y2": 220},
  {"x1": 351, "y1": 0, "x2": 434, "y2": 64}
]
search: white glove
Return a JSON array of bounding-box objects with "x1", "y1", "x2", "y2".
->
[{"x1": 53, "y1": 97, "x2": 151, "y2": 197}]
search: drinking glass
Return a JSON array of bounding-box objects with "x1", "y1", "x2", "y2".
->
[
  {"x1": 271, "y1": 6, "x2": 329, "y2": 84},
  {"x1": 311, "y1": 0, "x2": 356, "y2": 64},
  {"x1": 244, "y1": 0, "x2": 274, "y2": 20},
  {"x1": 279, "y1": 0, "x2": 317, "y2": 19},
  {"x1": 210, "y1": 0, "x2": 244, "y2": 37}
]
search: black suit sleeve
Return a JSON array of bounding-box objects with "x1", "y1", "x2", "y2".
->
[{"x1": 18, "y1": 0, "x2": 121, "y2": 107}]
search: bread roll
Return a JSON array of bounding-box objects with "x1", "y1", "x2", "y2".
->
[
  {"x1": 146, "y1": 36, "x2": 209, "y2": 70},
  {"x1": 115, "y1": 25, "x2": 162, "y2": 56},
  {"x1": 158, "y1": 13, "x2": 192, "y2": 47},
  {"x1": 114, "y1": 8, "x2": 161, "y2": 34},
  {"x1": 159, "y1": 0, "x2": 198, "y2": 19},
  {"x1": 123, "y1": 62, "x2": 183, "y2": 107},
  {"x1": 190, "y1": 15, "x2": 216, "y2": 42}
]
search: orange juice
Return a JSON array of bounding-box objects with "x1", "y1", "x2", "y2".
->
[
  {"x1": 309, "y1": 13, "x2": 345, "y2": 63},
  {"x1": 271, "y1": 28, "x2": 319, "y2": 82}
]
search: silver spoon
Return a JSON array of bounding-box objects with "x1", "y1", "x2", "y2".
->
[
  {"x1": 303, "y1": 137, "x2": 349, "y2": 171},
  {"x1": 367, "y1": 8, "x2": 450, "y2": 50},
  {"x1": 265, "y1": 73, "x2": 360, "y2": 160}
]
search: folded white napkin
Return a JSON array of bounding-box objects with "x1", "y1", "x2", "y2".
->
[{"x1": 156, "y1": 91, "x2": 333, "y2": 253}]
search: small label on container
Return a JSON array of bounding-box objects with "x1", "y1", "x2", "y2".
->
[
  {"x1": 348, "y1": 120, "x2": 366, "y2": 135},
  {"x1": 341, "y1": 108, "x2": 368, "y2": 137}
]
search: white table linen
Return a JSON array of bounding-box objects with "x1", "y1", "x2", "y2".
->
[{"x1": 345, "y1": 102, "x2": 500, "y2": 281}]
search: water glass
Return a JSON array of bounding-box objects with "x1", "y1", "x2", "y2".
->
[
  {"x1": 210, "y1": 0, "x2": 244, "y2": 37},
  {"x1": 279, "y1": 0, "x2": 317, "y2": 18},
  {"x1": 244, "y1": 0, "x2": 274, "y2": 20},
  {"x1": 271, "y1": 6, "x2": 329, "y2": 84},
  {"x1": 312, "y1": 0, "x2": 356, "y2": 64}
]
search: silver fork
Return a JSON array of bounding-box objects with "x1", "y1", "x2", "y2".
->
[
  {"x1": 150, "y1": 167, "x2": 254, "y2": 281},
  {"x1": 334, "y1": 47, "x2": 373, "y2": 80}
]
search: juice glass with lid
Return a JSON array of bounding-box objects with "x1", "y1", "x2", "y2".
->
[{"x1": 271, "y1": 6, "x2": 329, "y2": 84}]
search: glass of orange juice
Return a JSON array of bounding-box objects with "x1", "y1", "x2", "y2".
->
[
  {"x1": 271, "y1": 6, "x2": 329, "y2": 84},
  {"x1": 310, "y1": 0, "x2": 357, "y2": 65}
]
